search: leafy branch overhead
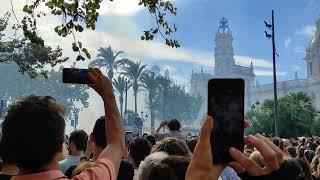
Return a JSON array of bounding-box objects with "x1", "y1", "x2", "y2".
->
[
  {"x1": 0, "y1": 12, "x2": 69, "y2": 79},
  {"x1": 21, "y1": 0, "x2": 180, "y2": 61}
]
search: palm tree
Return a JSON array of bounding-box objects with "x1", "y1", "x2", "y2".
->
[
  {"x1": 141, "y1": 71, "x2": 160, "y2": 133},
  {"x1": 89, "y1": 45, "x2": 127, "y2": 80},
  {"x1": 157, "y1": 75, "x2": 172, "y2": 119},
  {"x1": 121, "y1": 60, "x2": 147, "y2": 114},
  {"x1": 113, "y1": 76, "x2": 127, "y2": 117}
]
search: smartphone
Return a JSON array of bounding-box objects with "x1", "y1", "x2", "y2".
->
[
  {"x1": 125, "y1": 131, "x2": 134, "y2": 145},
  {"x1": 62, "y1": 68, "x2": 90, "y2": 84},
  {"x1": 208, "y1": 78, "x2": 244, "y2": 164}
]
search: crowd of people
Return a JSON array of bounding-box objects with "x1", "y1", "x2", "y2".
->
[{"x1": 0, "y1": 68, "x2": 319, "y2": 180}]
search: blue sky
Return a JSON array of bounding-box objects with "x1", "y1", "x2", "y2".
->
[
  {"x1": 92, "y1": 0, "x2": 320, "y2": 87},
  {"x1": 1, "y1": 0, "x2": 320, "y2": 132}
]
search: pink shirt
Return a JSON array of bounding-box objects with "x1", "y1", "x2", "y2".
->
[{"x1": 12, "y1": 159, "x2": 115, "y2": 180}]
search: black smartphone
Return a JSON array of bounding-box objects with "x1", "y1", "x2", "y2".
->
[
  {"x1": 125, "y1": 131, "x2": 134, "y2": 146},
  {"x1": 62, "y1": 68, "x2": 90, "y2": 84},
  {"x1": 208, "y1": 78, "x2": 244, "y2": 164}
]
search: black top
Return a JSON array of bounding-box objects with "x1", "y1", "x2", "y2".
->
[{"x1": 0, "y1": 174, "x2": 12, "y2": 180}]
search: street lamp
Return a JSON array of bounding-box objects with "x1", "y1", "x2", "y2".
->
[{"x1": 264, "y1": 10, "x2": 279, "y2": 137}]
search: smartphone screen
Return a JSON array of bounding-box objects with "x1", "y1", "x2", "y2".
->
[
  {"x1": 125, "y1": 131, "x2": 134, "y2": 146},
  {"x1": 62, "y1": 68, "x2": 90, "y2": 84},
  {"x1": 208, "y1": 78, "x2": 244, "y2": 164}
]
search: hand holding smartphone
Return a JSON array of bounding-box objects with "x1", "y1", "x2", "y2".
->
[
  {"x1": 208, "y1": 78, "x2": 245, "y2": 164},
  {"x1": 62, "y1": 68, "x2": 90, "y2": 84}
]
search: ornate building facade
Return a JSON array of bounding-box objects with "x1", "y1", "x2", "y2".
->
[{"x1": 190, "y1": 17, "x2": 320, "y2": 116}]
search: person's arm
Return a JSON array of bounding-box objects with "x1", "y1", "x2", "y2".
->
[
  {"x1": 155, "y1": 121, "x2": 166, "y2": 133},
  {"x1": 87, "y1": 68, "x2": 124, "y2": 176},
  {"x1": 81, "y1": 136, "x2": 94, "y2": 162}
]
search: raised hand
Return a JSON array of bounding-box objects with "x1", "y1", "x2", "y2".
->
[
  {"x1": 87, "y1": 68, "x2": 114, "y2": 100},
  {"x1": 186, "y1": 116, "x2": 224, "y2": 180},
  {"x1": 229, "y1": 134, "x2": 284, "y2": 176}
]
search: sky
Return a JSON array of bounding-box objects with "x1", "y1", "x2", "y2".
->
[{"x1": 1, "y1": 0, "x2": 320, "y2": 133}]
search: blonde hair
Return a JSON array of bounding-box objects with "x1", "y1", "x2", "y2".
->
[
  {"x1": 71, "y1": 161, "x2": 94, "y2": 178},
  {"x1": 249, "y1": 151, "x2": 265, "y2": 168},
  {"x1": 137, "y1": 152, "x2": 169, "y2": 180}
]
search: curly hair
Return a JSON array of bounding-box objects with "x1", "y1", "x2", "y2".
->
[
  {"x1": 0, "y1": 95, "x2": 66, "y2": 171},
  {"x1": 151, "y1": 137, "x2": 191, "y2": 157}
]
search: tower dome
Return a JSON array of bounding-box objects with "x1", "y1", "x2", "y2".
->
[{"x1": 306, "y1": 17, "x2": 320, "y2": 79}]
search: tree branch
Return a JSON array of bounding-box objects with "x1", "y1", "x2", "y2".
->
[{"x1": 9, "y1": 0, "x2": 21, "y2": 26}]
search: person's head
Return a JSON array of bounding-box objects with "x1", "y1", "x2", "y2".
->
[
  {"x1": 137, "y1": 152, "x2": 169, "y2": 180},
  {"x1": 311, "y1": 155, "x2": 320, "y2": 173},
  {"x1": 279, "y1": 158, "x2": 307, "y2": 180},
  {"x1": 249, "y1": 151, "x2": 265, "y2": 168},
  {"x1": 158, "y1": 156, "x2": 191, "y2": 180},
  {"x1": 151, "y1": 137, "x2": 191, "y2": 157},
  {"x1": 287, "y1": 146, "x2": 297, "y2": 158},
  {"x1": 148, "y1": 163, "x2": 177, "y2": 180},
  {"x1": 142, "y1": 133, "x2": 148, "y2": 138},
  {"x1": 0, "y1": 95, "x2": 66, "y2": 172},
  {"x1": 146, "y1": 135, "x2": 156, "y2": 146},
  {"x1": 167, "y1": 119, "x2": 181, "y2": 131},
  {"x1": 187, "y1": 138, "x2": 198, "y2": 153},
  {"x1": 316, "y1": 146, "x2": 320, "y2": 156},
  {"x1": 273, "y1": 137, "x2": 284, "y2": 151},
  {"x1": 117, "y1": 160, "x2": 135, "y2": 180},
  {"x1": 307, "y1": 141, "x2": 317, "y2": 152},
  {"x1": 297, "y1": 147, "x2": 305, "y2": 158},
  {"x1": 92, "y1": 116, "x2": 106, "y2": 149},
  {"x1": 304, "y1": 150, "x2": 315, "y2": 164},
  {"x1": 296, "y1": 158, "x2": 313, "y2": 180},
  {"x1": 244, "y1": 149, "x2": 253, "y2": 157},
  {"x1": 244, "y1": 144, "x2": 254, "y2": 151},
  {"x1": 128, "y1": 137, "x2": 152, "y2": 168},
  {"x1": 68, "y1": 130, "x2": 88, "y2": 156}
]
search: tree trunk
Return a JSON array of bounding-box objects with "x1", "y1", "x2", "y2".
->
[
  {"x1": 133, "y1": 82, "x2": 138, "y2": 114},
  {"x1": 134, "y1": 91, "x2": 138, "y2": 114},
  {"x1": 108, "y1": 69, "x2": 113, "y2": 80},
  {"x1": 163, "y1": 92, "x2": 167, "y2": 119},
  {"x1": 125, "y1": 82, "x2": 128, "y2": 113},
  {"x1": 120, "y1": 94, "x2": 124, "y2": 118},
  {"x1": 149, "y1": 94, "x2": 155, "y2": 133}
]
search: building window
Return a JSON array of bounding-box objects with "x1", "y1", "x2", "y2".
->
[{"x1": 309, "y1": 62, "x2": 313, "y2": 75}]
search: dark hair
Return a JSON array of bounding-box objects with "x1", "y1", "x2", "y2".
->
[
  {"x1": 92, "y1": 116, "x2": 106, "y2": 148},
  {"x1": 308, "y1": 142, "x2": 317, "y2": 152},
  {"x1": 273, "y1": 137, "x2": 284, "y2": 150},
  {"x1": 297, "y1": 147, "x2": 305, "y2": 159},
  {"x1": 296, "y1": 158, "x2": 313, "y2": 180},
  {"x1": 117, "y1": 160, "x2": 134, "y2": 180},
  {"x1": 128, "y1": 137, "x2": 152, "y2": 167},
  {"x1": 149, "y1": 156, "x2": 190, "y2": 180},
  {"x1": 69, "y1": 130, "x2": 88, "y2": 152},
  {"x1": 278, "y1": 158, "x2": 305, "y2": 180},
  {"x1": 167, "y1": 119, "x2": 181, "y2": 131},
  {"x1": 65, "y1": 165, "x2": 77, "y2": 179},
  {"x1": 151, "y1": 137, "x2": 191, "y2": 157},
  {"x1": 161, "y1": 156, "x2": 190, "y2": 180},
  {"x1": 0, "y1": 95, "x2": 66, "y2": 171},
  {"x1": 146, "y1": 135, "x2": 156, "y2": 145},
  {"x1": 187, "y1": 138, "x2": 198, "y2": 153},
  {"x1": 304, "y1": 150, "x2": 315, "y2": 164},
  {"x1": 148, "y1": 163, "x2": 177, "y2": 180},
  {"x1": 288, "y1": 146, "x2": 297, "y2": 158}
]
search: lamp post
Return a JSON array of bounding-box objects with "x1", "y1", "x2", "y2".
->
[{"x1": 264, "y1": 10, "x2": 279, "y2": 137}]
